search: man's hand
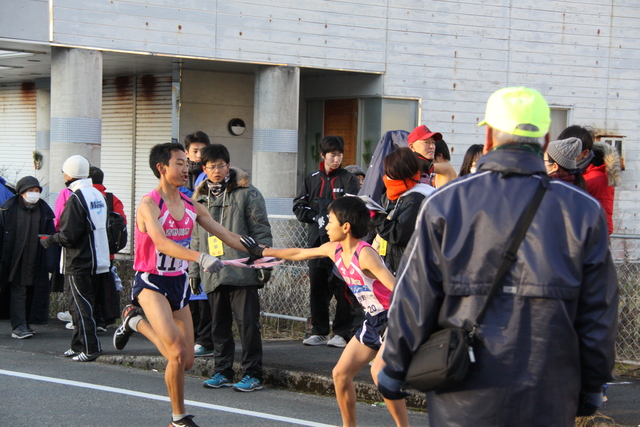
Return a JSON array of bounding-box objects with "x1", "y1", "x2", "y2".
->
[
  {"x1": 197, "y1": 253, "x2": 224, "y2": 274},
  {"x1": 240, "y1": 235, "x2": 264, "y2": 263},
  {"x1": 189, "y1": 277, "x2": 202, "y2": 295},
  {"x1": 39, "y1": 234, "x2": 52, "y2": 249},
  {"x1": 377, "y1": 369, "x2": 409, "y2": 400},
  {"x1": 576, "y1": 391, "x2": 603, "y2": 417}
]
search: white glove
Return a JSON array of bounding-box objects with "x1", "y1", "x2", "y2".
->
[{"x1": 197, "y1": 253, "x2": 224, "y2": 274}]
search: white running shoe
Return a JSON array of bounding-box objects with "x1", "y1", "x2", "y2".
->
[
  {"x1": 327, "y1": 335, "x2": 347, "y2": 348},
  {"x1": 57, "y1": 311, "x2": 72, "y2": 322},
  {"x1": 302, "y1": 335, "x2": 329, "y2": 346},
  {"x1": 65, "y1": 322, "x2": 75, "y2": 330}
]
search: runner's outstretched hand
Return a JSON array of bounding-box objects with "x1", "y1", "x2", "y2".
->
[{"x1": 197, "y1": 253, "x2": 224, "y2": 274}]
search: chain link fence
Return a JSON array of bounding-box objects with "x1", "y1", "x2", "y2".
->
[
  {"x1": 259, "y1": 215, "x2": 312, "y2": 322},
  {"x1": 611, "y1": 234, "x2": 640, "y2": 364}
]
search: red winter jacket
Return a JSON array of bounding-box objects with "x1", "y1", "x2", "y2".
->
[{"x1": 583, "y1": 142, "x2": 621, "y2": 235}]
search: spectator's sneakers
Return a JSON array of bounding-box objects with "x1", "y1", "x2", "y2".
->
[
  {"x1": 194, "y1": 344, "x2": 214, "y2": 357},
  {"x1": 302, "y1": 335, "x2": 329, "y2": 346},
  {"x1": 113, "y1": 304, "x2": 142, "y2": 350},
  {"x1": 26, "y1": 325, "x2": 35, "y2": 334},
  {"x1": 57, "y1": 311, "x2": 72, "y2": 322},
  {"x1": 170, "y1": 415, "x2": 199, "y2": 427},
  {"x1": 233, "y1": 375, "x2": 264, "y2": 392},
  {"x1": 71, "y1": 351, "x2": 102, "y2": 362},
  {"x1": 65, "y1": 322, "x2": 75, "y2": 330},
  {"x1": 97, "y1": 326, "x2": 108, "y2": 333},
  {"x1": 63, "y1": 349, "x2": 78, "y2": 357},
  {"x1": 203, "y1": 373, "x2": 232, "y2": 389},
  {"x1": 327, "y1": 335, "x2": 347, "y2": 348},
  {"x1": 11, "y1": 324, "x2": 33, "y2": 339}
]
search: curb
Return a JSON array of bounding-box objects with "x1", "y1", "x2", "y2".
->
[{"x1": 99, "y1": 354, "x2": 426, "y2": 409}]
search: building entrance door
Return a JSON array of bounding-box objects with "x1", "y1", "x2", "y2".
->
[{"x1": 323, "y1": 99, "x2": 357, "y2": 166}]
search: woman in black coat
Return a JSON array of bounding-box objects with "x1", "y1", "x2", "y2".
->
[{"x1": 0, "y1": 176, "x2": 56, "y2": 339}]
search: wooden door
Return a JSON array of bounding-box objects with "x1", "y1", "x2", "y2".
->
[{"x1": 323, "y1": 99, "x2": 357, "y2": 166}]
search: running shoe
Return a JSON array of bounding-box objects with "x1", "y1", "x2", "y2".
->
[
  {"x1": 113, "y1": 304, "x2": 142, "y2": 350},
  {"x1": 71, "y1": 351, "x2": 102, "y2": 362},
  {"x1": 57, "y1": 311, "x2": 72, "y2": 322},
  {"x1": 302, "y1": 335, "x2": 329, "y2": 346},
  {"x1": 11, "y1": 324, "x2": 33, "y2": 339},
  {"x1": 170, "y1": 415, "x2": 199, "y2": 427},
  {"x1": 203, "y1": 373, "x2": 233, "y2": 389},
  {"x1": 232, "y1": 375, "x2": 264, "y2": 392},
  {"x1": 63, "y1": 349, "x2": 78, "y2": 357},
  {"x1": 327, "y1": 335, "x2": 347, "y2": 348},
  {"x1": 194, "y1": 344, "x2": 214, "y2": 357}
]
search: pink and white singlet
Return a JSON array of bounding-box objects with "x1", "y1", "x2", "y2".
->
[
  {"x1": 334, "y1": 241, "x2": 392, "y2": 316},
  {"x1": 134, "y1": 189, "x2": 197, "y2": 276}
]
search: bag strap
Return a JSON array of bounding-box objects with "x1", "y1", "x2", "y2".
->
[
  {"x1": 471, "y1": 176, "x2": 549, "y2": 335},
  {"x1": 106, "y1": 192, "x2": 114, "y2": 212}
]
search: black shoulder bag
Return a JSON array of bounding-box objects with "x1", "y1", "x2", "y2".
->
[{"x1": 406, "y1": 178, "x2": 548, "y2": 392}]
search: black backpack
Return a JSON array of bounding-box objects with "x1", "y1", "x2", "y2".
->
[{"x1": 106, "y1": 193, "x2": 128, "y2": 254}]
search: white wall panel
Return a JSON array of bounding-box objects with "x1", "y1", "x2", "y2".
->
[{"x1": 0, "y1": 83, "x2": 37, "y2": 186}]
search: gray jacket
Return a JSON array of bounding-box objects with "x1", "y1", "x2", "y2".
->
[
  {"x1": 189, "y1": 168, "x2": 272, "y2": 293},
  {"x1": 383, "y1": 148, "x2": 619, "y2": 426}
]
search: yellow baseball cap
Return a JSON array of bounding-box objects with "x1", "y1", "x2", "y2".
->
[{"x1": 478, "y1": 87, "x2": 551, "y2": 138}]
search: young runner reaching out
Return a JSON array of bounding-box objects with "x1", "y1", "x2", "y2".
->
[{"x1": 242, "y1": 196, "x2": 409, "y2": 427}]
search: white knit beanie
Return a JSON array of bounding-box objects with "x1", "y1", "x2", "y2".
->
[
  {"x1": 62, "y1": 155, "x2": 90, "y2": 179},
  {"x1": 547, "y1": 137, "x2": 582, "y2": 170}
]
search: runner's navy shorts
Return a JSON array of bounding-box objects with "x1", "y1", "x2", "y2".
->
[
  {"x1": 132, "y1": 272, "x2": 190, "y2": 312},
  {"x1": 354, "y1": 311, "x2": 387, "y2": 351}
]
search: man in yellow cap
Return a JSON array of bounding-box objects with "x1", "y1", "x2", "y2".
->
[{"x1": 378, "y1": 87, "x2": 618, "y2": 426}]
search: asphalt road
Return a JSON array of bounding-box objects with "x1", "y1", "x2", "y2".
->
[{"x1": 0, "y1": 346, "x2": 429, "y2": 427}]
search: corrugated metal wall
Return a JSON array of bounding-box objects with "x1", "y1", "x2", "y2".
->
[
  {"x1": 101, "y1": 74, "x2": 172, "y2": 253},
  {"x1": 0, "y1": 83, "x2": 37, "y2": 187}
]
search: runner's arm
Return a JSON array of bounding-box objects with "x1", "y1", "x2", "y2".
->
[
  {"x1": 359, "y1": 246, "x2": 395, "y2": 291},
  {"x1": 193, "y1": 201, "x2": 245, "y2": 252},
  {"x1": 137, "y1": 197, "x2": 201, "y2": 262},
  {"x1": 263, "y1": 242, "x2": 335, "y2": 261}
]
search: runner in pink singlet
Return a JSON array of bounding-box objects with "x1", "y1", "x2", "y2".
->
[{"x1": 134, "y1": 189, "x2": 197, "y2": 276}]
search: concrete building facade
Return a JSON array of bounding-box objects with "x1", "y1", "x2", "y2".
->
[{"x1": 0, "y1": 0, "x2": 638, "y2": 241}]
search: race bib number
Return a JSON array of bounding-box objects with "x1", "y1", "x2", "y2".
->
[
  {"x1": 356, "y1": 291, "x2": 385, "y2": 315},
  {"x1": 208, "y1": 235, "x2": 224, "y2": 257},
  {"x1": 156, "y1": 240, "x2": 189, "y2": 273},
  {"x1": 378, "y1": 238, "x2": 388, "y2": 256}
]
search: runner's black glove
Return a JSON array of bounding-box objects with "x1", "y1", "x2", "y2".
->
[
  {"x1": 189, "y1": 277, "x2": 202, "y2": 295},
  {"x1": 240, "y1": 235, "x2": 263, "y2": 264},
  {"x1": 197, "y1": 253, "x2": 224, "y2": 274}
]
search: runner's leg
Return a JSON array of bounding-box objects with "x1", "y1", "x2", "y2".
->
[
  {"x1": 332, "y1": 337, "x2": 377, "y2": 427},
  {"x1": 370, "y1": 342, "x2": 409, "y2": 427},
  {"x1": 136, "y1": 289, "x2": 193, "y2": 416}
]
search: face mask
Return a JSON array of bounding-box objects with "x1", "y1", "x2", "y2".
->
[
  {"x1": 470, "y1": 167, "x2": 477, "y2": 174},
  {"x1": 23, "y1": 192, "x2": 41, "y2": 204},
  {"x1": 188, "y1": 159, "x2": 202, "y2": 174}
]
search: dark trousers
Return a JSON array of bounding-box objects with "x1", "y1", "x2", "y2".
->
[
  {"x1": 208, "y1": 286, "x2": 263, "y2": 381},
  {"x1": 308, "y1": 257, "x2": 361, "y2": 339},
  {"x1": 9, "y1": 281, "x2": 34, "y2": 329},
  {"x1": 190, "y1": 299, "x2": 213, "y2": 349},
  {"x1": 67, "y1": 273, "x2": 106, "y2": 355}
]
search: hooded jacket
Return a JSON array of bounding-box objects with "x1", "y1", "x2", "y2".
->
[
  {"x1": 293, "y1": 162, "x2": 360, "y2": 247},
  {"x1": 584, "y1": 141, "x2": 621, "y2": 235},
  {"x1": 0, "y1": 195, "x2": 56, "y2": 324},
  {"x1": 382, "y1": 148, "x2": 618, "y2": 426},
  {"x1": 189, "y1": 168, "x2": 272, "y2": 292}
]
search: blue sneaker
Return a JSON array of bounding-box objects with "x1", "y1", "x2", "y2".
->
[
  {"x1": 232, "y1": 375, "x2": 264, "y2": 392},
  {"x1": 194, "y1": 344, "x2": 214, "y2": 357},
  {"x1": 203, "y1": 373, "x2": 232, "y2": 389}
]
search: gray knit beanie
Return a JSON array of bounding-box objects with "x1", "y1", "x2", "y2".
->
[{"x1": 547, "y1": 137, "x2": 582, "y2": 170}]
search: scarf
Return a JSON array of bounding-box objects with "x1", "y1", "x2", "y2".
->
[
  {"x1": 576, "y1": 150, "x2": 594, "y2": 173},
  {"x1": 207, "y1": 174, "x2": 230, "y2": 199},
  {"x1": 384, "y1": 171, "x2": 420, "y2": 201},
  {"x1": 549, "y1": 168, "x2": 577, "y2": 185}
]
